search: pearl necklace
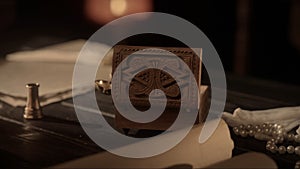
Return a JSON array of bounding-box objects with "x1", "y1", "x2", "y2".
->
[{"x1": 232, "y1": 123, "x2": 300, "y2": 155}]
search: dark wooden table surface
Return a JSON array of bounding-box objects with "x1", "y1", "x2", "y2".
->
[{"x1": 0, "y1": 74, "x2": 299, "y2": 169}]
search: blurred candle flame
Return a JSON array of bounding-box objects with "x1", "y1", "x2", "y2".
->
[
  {"x1": 85, "y1": 0, "x2": 153, "y2": 24},
  {"x1": 110, "y1": 0, "x2": 127, "y2": 17}
]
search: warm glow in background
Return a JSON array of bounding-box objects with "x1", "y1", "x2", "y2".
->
[{"x1": 85, "y1": 0, "x2": 153, "y2": 25}]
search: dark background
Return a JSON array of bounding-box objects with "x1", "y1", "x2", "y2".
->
[{"x1": 0, "y1": 0, "x2": 299, "y2": 85}]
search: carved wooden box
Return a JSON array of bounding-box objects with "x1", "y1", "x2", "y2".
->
[{"x1": 112, "y1": 45, "x2": 208, "y2": 130}]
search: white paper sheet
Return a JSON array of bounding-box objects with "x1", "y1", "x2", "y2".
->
[
  {"x1": 1, "y1": 39, "x2": 113, "y2": 107},
  {"x1": 53, "y1": 119, "x2": 234, "y2": 169}
]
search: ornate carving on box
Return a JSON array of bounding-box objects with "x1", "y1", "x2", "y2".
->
[{"x1": 112, "y1": 45, "x2": 202, "y2": 130}]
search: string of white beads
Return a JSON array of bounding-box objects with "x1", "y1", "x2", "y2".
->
[{"x1": 232, "y1": 123, "x2": 300, "y2": 156}]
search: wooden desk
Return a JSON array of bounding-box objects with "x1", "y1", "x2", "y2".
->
[{"x1": 0, "y1": 74, "x2": 299, "y2": 169}]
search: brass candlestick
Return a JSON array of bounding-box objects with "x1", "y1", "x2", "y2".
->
[{"x1": 24, "y1": 83, "x2": 43, "y2": 119}]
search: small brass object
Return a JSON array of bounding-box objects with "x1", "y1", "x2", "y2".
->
[
  {"x1": 24, "y1": 83, "x2": 43, "y2": 119},
  {"x1": 95, "y1": 80, "x2": 111, "y2": 95}
]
